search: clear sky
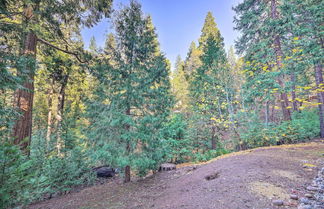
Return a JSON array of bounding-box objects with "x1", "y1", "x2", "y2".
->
[{"x1": 81, "y1": 0, "x2": 241, "y2": 69}]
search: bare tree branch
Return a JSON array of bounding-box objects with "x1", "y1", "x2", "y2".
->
[{"x1": 37, "y1": 38, "x2": 88, "y2": 63}]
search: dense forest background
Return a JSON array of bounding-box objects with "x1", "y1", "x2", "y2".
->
[{"x1": 0, "y1": 0, "x2": 323, "y2": 207}]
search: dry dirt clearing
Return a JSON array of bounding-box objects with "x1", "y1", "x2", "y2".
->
[{"x1": 29, "y1": 141, "x2": 324, "y2": 209}]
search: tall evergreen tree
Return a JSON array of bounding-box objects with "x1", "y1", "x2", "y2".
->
[
  {"x1": 87, "y1": 0, "x2": 173, "y2": 182},
  {"x1": 234, "y1": 0, "x2": 292, "y2": 122},
  {"x1": 171, "y1": 55, "x2": 190, "y2": 112},
  {"x1": 89, "y1": 36, "x2": 98, "y2": 54},
  {"x1": 184, "y1": 41, "x2": 201, "y2": 80},
  {"x1": 281, "y1": 0, "x2": 324, "y2": 137},
  {"x1": 199, "y1": 12, "x2": 220, "y2": 49},
  {"x1": 190, "y1": 12, "x2": 228, "y2": 150}
]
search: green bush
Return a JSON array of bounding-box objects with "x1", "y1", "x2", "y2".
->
[
  {"x1": 0, "y1": 142, "x2": 32, "y2": 207},
  {"x1": 0, "y1": 141, "x2": 95, "y2": 208},
  {"x1": 237, "y1": 109, "x2": 320, "y2": 149},
  {"x1": 192, "y1": 146, "x2": 230, "y2": 162},
  {"x1": 162, "y1": 113, "x2": 193, "y2": 163}
]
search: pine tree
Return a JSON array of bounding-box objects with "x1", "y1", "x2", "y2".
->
[
  {"x1": 198, "y1": 12, "x2": 220, "y2": 49},
  {"x1": 281, "y1": 0, "x2": 324, "y2": 136},
  {"x1": 234, "y1": 0, "x2": 292, "y2": 121},
  {"x1": 190, "y1": 12, "x2": 228, "y2": 150},
  {"x1": 104, "y1": 33, "x2": 117, "y2": 54},
  {"x1": 88, "y1": 0, "x2": 173, "y2": 182},
  {"x1": 89, "y1": 36, "x2": 98, "y2": 54},
  {"x1": 183, "y1": 42, "x2": 201, "y2": 80},
  {"x1": 171, "y1": 55, "x2": 190, "y2": 112}
]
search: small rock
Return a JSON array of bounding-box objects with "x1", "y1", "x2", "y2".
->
[
  {"x1": 298, "y1": 205, "x2": 312, "y2": 209},
  {"x1": 205, "y1": 172, "x2": 220, "y2": 181},
  {"x1": 272, "y1": 199, "x2": 284, "y2": 206},
  {"x1": 305, "y1": 193, "x2": 313, "y2": 198},
  {"x1": 300, "y1": 198, "x2": 310, "y2": 204},
  {"x1": 92, "y1": 166, "x2": 116, "y2": 178},
  {"x1": 306, "y1": 186, "x2": 318, "y2": 191},
  {"x1": 290, "y1": 194, "x2": 299, "y2": 200}
]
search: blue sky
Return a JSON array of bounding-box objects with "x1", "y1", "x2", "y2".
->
[{"x1": 81, "y1": 0, "x2": 241, "y2": 69}]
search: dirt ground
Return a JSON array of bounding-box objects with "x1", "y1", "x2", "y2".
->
[{"x1": 29, "y1": 141, "x2": 324, "y2": 209}]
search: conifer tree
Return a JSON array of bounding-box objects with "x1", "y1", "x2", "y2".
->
[
  {"x1": 89, "y1": 36, "x2": 98, "y2": 54},
  {"x1": 234, "y1": 0, "x2": 292, "y2": 121},
  {"x1": 190, "y1": 12, "x2": 228, "y2": 150},
  {"x1": 171, "y1": 55, "x2": 190, "y2": 112},
  {"x1": 184, "y1": 42, "x2": 201, "y2": 80},
  {"x1": 199, "y1": 12, "x2": 220, "y2": 49},
  {"x1": 88, "y1": 0, "x2": 173, "y2": 182},
  {"x1": 281, "y1": 0, "x2": 324, "y2": 136}
]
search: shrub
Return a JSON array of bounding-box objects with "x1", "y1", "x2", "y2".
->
[
  {"x1": 0, "y1": 141, "x2": 95, "y2": 208},
  {"x1": 237, "y1": 109, "x2": 320, "y2": 149},
  {"x1": 162, "y1": 113, "x2": 193, "y2": 163},
  {"x1": 192, "y1": 146, "x2": 230, "y2": 162}
]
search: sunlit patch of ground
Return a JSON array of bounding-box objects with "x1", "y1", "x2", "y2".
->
[
  {"x1": 177, "y1": 141, "x2": 324, "y2": 169},
  {"x1": 272, "y1": 169, "x2": 304, "y2": 182},
  {"x1": 249, "y1": 181, "x2": 289, "y2": 200}
]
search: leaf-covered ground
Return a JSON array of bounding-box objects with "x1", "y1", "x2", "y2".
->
[{"x1": 29, "y1": 141, "x2": 324, "y2": 209}]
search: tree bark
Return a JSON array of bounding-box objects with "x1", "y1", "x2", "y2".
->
[
  {"x1": 124, "y1": 107, "x2": 131, "y2": 183},
  {"x1": 56, "y1": 74, "x2": 69, "y2": 155},
  {"x1": 265, "y1": 100, "x2": 270, "y2": 126},
  {"x1": 211, "y1": 126, "x2": 217, "y2": 150},
  {"x1": 314, "y1": 63, "x2": 324, "y2": 137},
  {"x1": 290, "y1": 72, "x2": 298, "y2": 112},
  {"x1": 271, "y1": 0, "x2": 291, "y2": 121},
  {"x1": 12, "y1": 31, "x2": 37, "y2": 153},
  {"x1": 46, "y1": 79, "x2": 54, "y2": 147}
]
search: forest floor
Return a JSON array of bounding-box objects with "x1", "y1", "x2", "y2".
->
[{"x1": 29, "y1": 140, "x2": 324, "y2": 209}]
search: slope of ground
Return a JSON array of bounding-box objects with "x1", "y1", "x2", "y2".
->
[{"x1": 29, "y1": 141, "x2": 324, "y2": 209}]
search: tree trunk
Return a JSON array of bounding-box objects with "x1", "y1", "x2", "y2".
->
[
  {"x1": 211, "y1": 126, "x2": 216, "y2": 150},
  {"x1": 124, "y1": 107, "x2": 131, "y2": 183},
  {"x1": 270, "y1": 102, "x2": 275, "y2": 122},
  {"x1": 124, "y1": 165, "x2": 131, "y2": 183},
  {"x1": 12, "y1": 31, "x2": 37, "y2": 153},
  {"x1": 46, "y1": 79, "x2": 54, "y2": 147},
  {"x1": 290, "y1": 72, "x2": 298, "y2": 112},
  {"x1": 56, "y1": 75, "x2": 69, "y2": 155},
  {"x1": 271, "y1": 0, "x2": 291, "y2": 121},
  {"x1": 265, "y1": 100, "x2": 270, "y2": 126},
  {"x1": 314, "y1": 63, "x2": 324, "y2": 137},
  {"x1": 225, "y1": 89, "x2": 234, "y2": 121},
  {"x1": 277, "y1": 77, "x2": 291, "y2": 120}
]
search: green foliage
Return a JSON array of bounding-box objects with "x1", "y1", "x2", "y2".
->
[
  {"x1": 192, "y1": 147, "x2": 230, "y2": 162},
  {"x1": 171, "y1": 56, "x2": 190, "y2": 112},
  {"x1": 0, "y1": 143, "x2": 31, "y2": 207},
  {"x1": 0, "y1": 140, "x2": 95, "y2": 208},
  {"x1": 162, "y1": 113, "x2": 192, "y2": 163},
  {"x1": 189, "y1": 12, "x2": 229, "y2": 152},
  {"x1": 1, "y1": 0, "x2": 323, "y2": 207},
  {"x1": 86, "y1": 0, "x2": 173, "y2": 178},
  {"x1": 237, "y1": 110, "x2": 320, "y2": 149}
]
